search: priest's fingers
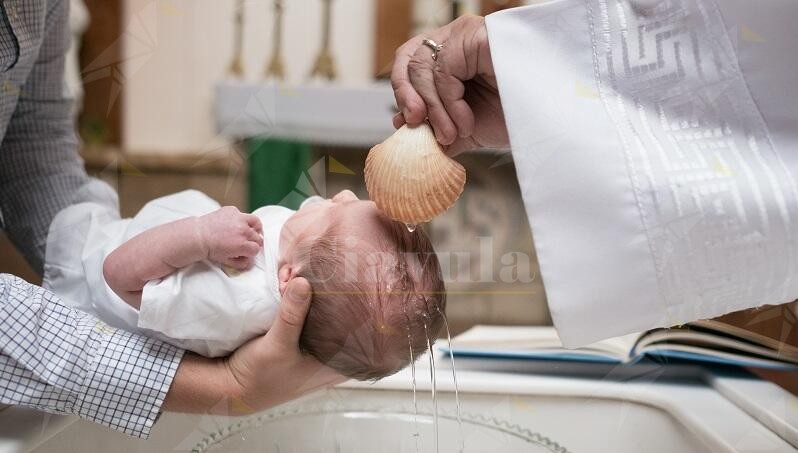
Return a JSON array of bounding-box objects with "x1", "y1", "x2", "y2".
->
[
  {"x1": 432, "y1": 16, "x2": 490, "y2": 141},
  {"x1": 446, "y1": 136, "x2": 480, "y2": 158},
  {"x1": 433, "y1": 63, "x2": 475, "y2": 139},
  {"x1": 408, "y1": 40, "x2": 458, "y2": 145},
  {"x1": 391, "y1": 35, "x2": 428, "y2": 125},
  {"x1": 392, "y1": 112, "x2": 406, "y2": 129}
]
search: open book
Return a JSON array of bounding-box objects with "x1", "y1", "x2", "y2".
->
[{"x1": 445, "y1": 305, "x2": 798, "y2": 370}]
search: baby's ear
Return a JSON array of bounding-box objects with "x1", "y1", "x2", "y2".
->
[{"x1": 277, "y1": 263, "x2": 302, "y2": 295}]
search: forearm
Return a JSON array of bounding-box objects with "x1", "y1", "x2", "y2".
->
[
  {"x1": 0, "y1": 274, "x2": 183, "y2": 438},
  {"x1": 163, "y1": 353, "x2": 250, "y2": 415},
  {"x1": 104, "y1": 217, "x2": 208, "y2": 308}
]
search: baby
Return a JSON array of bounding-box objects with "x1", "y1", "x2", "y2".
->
[{"x1": 44, "y1": 188, "x2": 445, "y2": 381}]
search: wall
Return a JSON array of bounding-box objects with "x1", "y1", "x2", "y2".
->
[
  {"x1": 122, "y1": 0, "x2": 375, "y2": 153},
  {"x1": 118, "y1": 0, "x2": 544, "y2": 154}
]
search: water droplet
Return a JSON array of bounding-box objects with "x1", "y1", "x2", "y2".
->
[{"x1": 405, "y1": 223, "x2": 417, "y2": 233}]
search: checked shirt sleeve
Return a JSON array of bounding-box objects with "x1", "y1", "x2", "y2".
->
[{"x1": 0, "y1": 274, "x2": 185, "y2": 438}]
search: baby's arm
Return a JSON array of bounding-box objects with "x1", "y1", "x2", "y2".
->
[{"x1": 104, "y1": 206, "x2": 263, "y2": 309}]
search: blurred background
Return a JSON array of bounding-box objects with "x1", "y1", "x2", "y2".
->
[{"x1": 0, "y1": 0, "x2": 549, "y2": 334}]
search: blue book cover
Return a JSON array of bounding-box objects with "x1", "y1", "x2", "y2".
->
[{"x1": 441, "y1": 325, "x2": 798, "y2": 371}]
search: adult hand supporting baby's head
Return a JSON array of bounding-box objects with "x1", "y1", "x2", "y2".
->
[
  {"x1": 268, "y1": 277, "x2": 314, "y2": 349},
  {"x1": 223, "y1": 277, "x2": 345, "y2": 411},
  {"x1": 163, "y1": 278, "x2": 344, "y2": 415}
]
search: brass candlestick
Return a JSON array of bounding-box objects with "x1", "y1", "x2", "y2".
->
[
  {"x1": 264, "y1": 0, "x2": 286, "y2": 79},
  {"x1": 309, "y1": 0, "x2": 337, "y2": 80},
  {"x1": 228, "y1": 0, "x2": 245, "y2": 77}
]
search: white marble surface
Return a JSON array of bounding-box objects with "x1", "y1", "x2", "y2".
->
[
  {"x1": 4, "y1": 350, "x2": 797, "y2": 452},
  {"x1": 0, "y1": 406, "x2": 74, "y2": 453}
]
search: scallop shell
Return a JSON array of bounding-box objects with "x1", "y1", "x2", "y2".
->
[{"x1": 365, "y1": 123, "x2": 466, "y2": 224}]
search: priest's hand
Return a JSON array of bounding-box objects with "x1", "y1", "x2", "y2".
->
[{"x1": 391, "y1": 15, "x2": 509, "y2": 156}]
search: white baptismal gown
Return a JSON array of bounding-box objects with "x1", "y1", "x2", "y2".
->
[{"x1": 44, "y1": 188, "x2": 301, "y2": 357}]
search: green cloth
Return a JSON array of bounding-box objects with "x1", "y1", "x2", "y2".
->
[{"x1": 247, "y1": 138, "x2": 311, "y2": 211}]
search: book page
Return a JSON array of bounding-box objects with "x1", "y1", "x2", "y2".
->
[
  {"x1": 450, "y1": 325, "x2": 639, "y2": 361},
  {"x1": 641, "y1": 343, "x2": 798, "y2": 369},
  {"x1": 693, "y1": 303, "x2": 798, "y2": 358},
  {"x1": 635, "y1": 329, "x2": 798, "y2": 365}
]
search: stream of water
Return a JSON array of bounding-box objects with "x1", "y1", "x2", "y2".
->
[
  {"x1": 439, "y1": 308, "x2": 464, "y2": 453},
  {"x1": 423, "y1": 320, "x2": 439, "y2": 453}
]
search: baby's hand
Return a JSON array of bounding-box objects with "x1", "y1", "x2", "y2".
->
[{"x1": 198, "y1": 206, "x2": 263, "y2": 270}]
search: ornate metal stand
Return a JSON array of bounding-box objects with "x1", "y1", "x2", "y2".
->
[
  {"x1": 228, "y1": 0, "x2": 245, "y2": 77},
  {"x1": 309, "y1": 0, "x2": 337, "y2": 80},
  {"x1": 264, "y1": 0, "x2": 286, "y2": 79}
]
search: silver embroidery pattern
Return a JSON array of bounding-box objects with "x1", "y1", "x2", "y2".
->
[{"x1": 585, "y1": 0, "x2": 798, "y2": 323}]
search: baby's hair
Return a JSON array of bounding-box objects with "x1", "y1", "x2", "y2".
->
[{"x1": 296, "y1": 219, "x2": 445, "y2": 381}]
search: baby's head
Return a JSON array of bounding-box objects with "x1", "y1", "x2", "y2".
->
[{"x1": 278, "y1": 190, "x2": 445, "y2": 380}]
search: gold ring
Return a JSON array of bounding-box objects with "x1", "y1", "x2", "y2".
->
[{"x1": 422, "y1": 38, "x2": 443, "y2": 61}]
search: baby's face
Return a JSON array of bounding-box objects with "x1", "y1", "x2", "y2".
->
[{"x1": 278, "y1": 190, "x2": 389, "y2": 291}]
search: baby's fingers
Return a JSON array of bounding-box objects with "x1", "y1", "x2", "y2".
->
[
  {"x1": 245, "y1": 214, "x2": 263, "y2": 233},
  {"x1": 246, "y1": 228, "x2": 264, "y2": 248},
  {"x1": 226, "y1": 255, "x2": 254, "y2": 270},
  {"x1": 236, "y1": 240, "x2": 261, "y2": 258}
]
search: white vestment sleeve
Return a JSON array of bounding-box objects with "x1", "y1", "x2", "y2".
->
[{"x1": 486, "y1": 0, "x2": 798, "y2": 347}]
